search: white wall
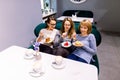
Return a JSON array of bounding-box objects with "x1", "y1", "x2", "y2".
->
[
  {"x1": 0, "y1": 0, "x2": 42, "y2": 51},
  {"x1": 95, "y1": 0, "x2": 120, "y2": 32},
  {"x1": 57, "y1": 0, "x2": 120, "y2": 32}
]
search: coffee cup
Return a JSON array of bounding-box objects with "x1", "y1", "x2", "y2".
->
[
  {"x1": 33, "y1": 61, "x2": 42, "y2": 73},
  {"x1": 55, "y1": 56, "x2": 63, "y2": 65}
]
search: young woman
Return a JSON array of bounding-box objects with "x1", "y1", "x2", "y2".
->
[
  {"x1": 35, "y1": 16, "x2": 60, "y2": 54},
  {"x1": 60, "y1": 17, "x2": 76, "y2": 42},
  {"x1": 67, "y1": 19, "x2": 97, "y2": 63},
  {"x1": 54, "y1": 17, "x2": 76, "y2": 57}
]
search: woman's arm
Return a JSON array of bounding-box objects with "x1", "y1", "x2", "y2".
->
[
  {"x1": 36, "y1": 29, "x2": 44, "y2": 42},
  {"x1": 82, "y1": 34, "x2": 97, "y2": 55},
  {"x1": 53, "y1": 30, "x2": 62, "y2": 48}
]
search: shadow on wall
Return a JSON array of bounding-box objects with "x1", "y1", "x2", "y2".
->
[{"x1": 93, "y1": 9, "x2": 108, "y2": 22}]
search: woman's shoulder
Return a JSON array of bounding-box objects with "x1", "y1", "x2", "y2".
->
[
  {"x1": 88, "y1": 33, "x2": 95, "y2": 37},
  {"x1": 76, "y1": 33, "x2": 94, "y2": 38},
  {"x1": 53, "y1": 29, "x2": 60, "y2": 33},
  {"x1": 88, "y1": 34, "x2": 96, "y2": 40},
  {"x1": 54, "y1": 29, "x2": 59, "y2": 31},
  {"x1": 40, "y1": 28, "x2": 47, "y2": 32}
]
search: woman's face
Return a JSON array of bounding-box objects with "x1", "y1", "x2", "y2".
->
[
  {"x1": 80, "y1": 24, "x2": 88, "y2": 34},
  {"x1": 64, "y1": 21, "x2": 71, "y2": 32},
  {"x1": 48, "y1": 20, "x2": 56, "y2": 30}
]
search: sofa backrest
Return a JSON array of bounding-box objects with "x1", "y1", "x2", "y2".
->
[{"x1": 62, "y1": 10, "x2": 93, "y2": 18}]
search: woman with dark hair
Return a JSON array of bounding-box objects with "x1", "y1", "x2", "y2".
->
[{"x1": 35, "y1": 16, "x2": 60, "y2": 54}]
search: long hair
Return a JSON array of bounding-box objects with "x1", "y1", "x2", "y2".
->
[{"x1": 61, "y1": 17, "x2": 75, "y2": 38}]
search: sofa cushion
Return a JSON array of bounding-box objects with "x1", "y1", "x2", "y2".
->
[
  {"x1": 62, "y1": 10, "x2": 93, "y2": 18},
  {"x1": 34, "y1": 23, "x2": 46, "y2": 37}
]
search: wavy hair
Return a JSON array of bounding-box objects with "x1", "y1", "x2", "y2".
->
[{"x1": 61, "y1": 17, "x2": 75, "y2": 38}]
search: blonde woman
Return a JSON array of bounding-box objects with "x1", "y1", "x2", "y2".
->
[{"x1": 67, "y1": 19, "x2": 97, "y2": 63}]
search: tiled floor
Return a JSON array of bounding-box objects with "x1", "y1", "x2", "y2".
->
[{"x1": 97, "y1": 31, "x2": 120, "y2": 80}]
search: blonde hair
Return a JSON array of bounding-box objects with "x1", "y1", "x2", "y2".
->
[{"x1": 79, "y1": 19, "x2": 92, "y2": 34}]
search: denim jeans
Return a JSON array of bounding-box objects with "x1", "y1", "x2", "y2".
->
[{"x1": 67, "y1": 54, "x2": 88, "y2": 63}]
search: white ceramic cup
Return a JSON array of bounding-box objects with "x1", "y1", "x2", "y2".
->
[
  {"x1": 55, "y1": 56, "x2": 63, "y2": 65},
  {"x1": 33, "y1": 61, "x2": 42, "y2": 73}
]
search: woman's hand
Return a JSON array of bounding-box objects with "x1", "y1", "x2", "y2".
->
[
  {"x1": 39, "y1": 32, "x2": 44, "y2": 38},
  {"x1": 36, "y1": 32, "x2": 44, "y2": 42},
  {"x1": 73, "y1": 41, "x2": 84, "y2": 47},
  {"x1": 72, "y1": 32, "x2": 76, "y2": 40},
  {"x1": 62, "y1": 32, "x2": 67, "y2": 38},
  {"x1": 79, "y1": 42, "x2": 84, "y2": 47}
]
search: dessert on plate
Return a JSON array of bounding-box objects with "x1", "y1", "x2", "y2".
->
[
  {"x1": 73, "y1": 41, "x2": 82, "y2": 46},
  {"x1": 45, "y1": 37, "x2": 51, "y2": 43}
]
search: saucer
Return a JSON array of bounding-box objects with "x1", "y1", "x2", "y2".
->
[
  {"x1": 29, "y1": 71, "x2": 44, "y2": 77},
  {"x1": 51, "y1": 61, "x2": 65, "y2": 69},
  {"x1": 29, "y1": 68, "x2": 45, "y2": 77},
  {"x1": 24, "y1": 55, "x2": 35, "y2": 60}
]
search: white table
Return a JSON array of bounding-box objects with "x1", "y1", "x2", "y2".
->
[
  {"x1": 57, "y1": 16, "x2": 94, "y2": 23},
  {"x1": 0, "y1": 46, "x2": 98, "y2": 80}
]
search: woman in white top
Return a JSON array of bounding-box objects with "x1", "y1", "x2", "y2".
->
[{"x1": 35, "y1": 16, "x2": 60, "y2": 54}]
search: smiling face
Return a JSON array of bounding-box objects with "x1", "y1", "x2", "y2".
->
[
  {"x1": 45, "y1": 17, "x2": 56, "y2": 30},
  {"x1": 64, "y1": 21, "x2": 71, "y2": 32},
  {"x1": 61, "y1": 18, "x2": 75, "y2": 38},
  {"x1": 79, "y1": 19, "x2": 92, "y2": 35},
  {"x1": 47, "y1": 20, "x2": 56, "y2": 30},
  {"x1": 80, "y1": 24, "x2": 88, "y2": 35}
]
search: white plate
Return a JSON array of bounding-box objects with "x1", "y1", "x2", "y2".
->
[
  {"x1": 29, "y1": 71, "x2": 44, "y2": 77},
  {"x1": 51, "y1": 61, "x2": 65, "y2": 69},
  {"x1": 29, "y1": 67, "x2": 45, "y2": 77},
  {"x1": 61, "y1": 41, "x2": 71, "y2": 48},
  {"x1": 72, "y1": 41, "x2": 82, "y2": 47},
  {"x1": 44, "y1": 38, "x2": 53, "y2": 43}
]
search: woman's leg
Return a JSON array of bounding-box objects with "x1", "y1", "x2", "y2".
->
[
  {"x1": 53, "y1": 47, "x2": 69, "y2": 58},
  {"x1": 67, "y1": 54, "x2": 88, "y2": 63},
  {"x1": 67, "y1": 54, "x2": 78, "y2": 61},
  {"x1": 39, "y1": 44, "x2": 53, "y2": 54}
]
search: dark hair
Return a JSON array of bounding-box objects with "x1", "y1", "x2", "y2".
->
[{"x1": 45, "y1": 16, "x2": 56, "y2": 28}]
